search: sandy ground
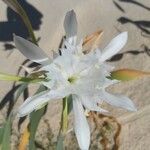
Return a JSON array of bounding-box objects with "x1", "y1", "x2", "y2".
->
[{"x1": 0, "y1": 0, "x2": 150, "y2": 149}]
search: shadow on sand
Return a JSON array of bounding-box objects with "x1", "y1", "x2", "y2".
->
[
  {"x1": 119, "y1": 0, "x2": 150, "y2": 11},
  {"x1": 108, "y1": 44, "x2": 150, "y2": 62},
  {"x1": 118, "y1": 17, "x2": 150, "y2": 35},
  {"x1": 0, "y1": 0, "x2": 43, "y2": 50}
]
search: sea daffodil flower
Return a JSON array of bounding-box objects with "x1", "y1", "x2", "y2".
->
[{"x1": 15, "y1": 10, "x2": 136, "y2": 150}]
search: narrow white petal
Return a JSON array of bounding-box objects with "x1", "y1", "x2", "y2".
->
[
  {"x1": 65, "y1": 36, "x2": 77, "y2": 47},
  {"x1": 103, "y1": 79, "x2": 120, "y2": 88},
  {"x1": 73, "y1": 95, "x2": 90, "y2": 150},
  {"x1": 81, "y1": 96, "x2": 108, "y2": 113},
  {"x1": 101, "y1": 91, "x2": 137, "y2": 111},
  {"x1": 100, "y1": 32, "x2": 128, "y2": 61},
  {"x1": 94, "y1": 48, "x2": 102, "y2": 58},
  {"x1": 14, "y1": 35, "x2": 51, "y2": 65},
  {"x1": 64, "y1": 10, "x2": 77, "y2": 38},
  {"x1": 18, "y1": 88, "x2": 70, "y2": 117}
]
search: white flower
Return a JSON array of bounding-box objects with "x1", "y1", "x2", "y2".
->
[{"x1": 14, "y1": 10, "x2": 136, "y2": 150}]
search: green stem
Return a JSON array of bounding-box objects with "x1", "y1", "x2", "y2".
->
[
  {"x1": 56, "y1": 97, "x2": 68, "y2": 149},
  {"x1": 0, "y1": 72, "x2": 46, "y2": 83},
  {"x1": 62, "y1": 97, "x2": 68, "y2": 133}
]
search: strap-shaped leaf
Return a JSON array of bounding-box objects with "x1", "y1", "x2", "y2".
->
[
  {"x1": 18, "y1": 85, "x2": 47, "y2": 150},
  {"x1": 0, "y1": 126, "x2": 4, "y2": 145},
  {"x1": 110, "y1": 69, "x2": 150, "y2": 81},
  {"x1": 15, "y1": 83, "x2": 28, "y2": 101},
  {"x1": 29, "y1": 85, "x2": 47, "y2": 150},
  {"x1": 56, "y1": 134, "x2": 64, "y2": 150},
  {"x1": 0, "y1": 116, "x2": 12, "y2": 150}
]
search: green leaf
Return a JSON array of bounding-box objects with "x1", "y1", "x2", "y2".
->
[
  {"x1": 28, "y1": 85, "x2": 47, "y2": 150},
  {"x1": 67, "y1": 95, "x2": 73, "y2": 114},
  {"x1": 0, "y1": 126, "x2": 4, "y2": 144},
  {"x1": 15, "y1": 83, "x2": 28, "y2": 101},
  {"x1": 56, "y1": 96, "x2": 72, "y2": 150},
  {"x1": 0, "y1": 116, "x2": 12, "y2": 150},
  {"x1": 56, "y1": 134, "x2": 64, "y2": 150},
  {"x1": 62, "y1": 97, "x2": 68, "y2": 133},
  {"x1": 0, "y1": 72, "x2": 46, "y2": 83},
  {"x1": 110, "y1": 69, "x2": 150, "y2": 81}
]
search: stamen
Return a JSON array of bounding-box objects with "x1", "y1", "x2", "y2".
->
[{"x1": 68, "y1": 76, "x2": 77, "y2": 83}]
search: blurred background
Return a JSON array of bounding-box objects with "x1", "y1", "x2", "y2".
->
[{"x1": 0, "y1": 0, "x2": 150, "y2": 149}]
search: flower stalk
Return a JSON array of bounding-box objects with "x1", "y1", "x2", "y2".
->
[
  {"x1": 56, "y1": 97, "x2": 68, "y2": 149},
  {"x1": 0, "y1": 72, "x2": 47, "y2": 83},
  {"x1": 62, "y1": 97, "x2": 68, "y2": 134}
]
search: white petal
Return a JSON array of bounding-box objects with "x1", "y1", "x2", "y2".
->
[
  {"x1": 64, "y1": 10, "x2": 77, "y2": 38},
  {"x1": 73, "y1": 95, "x2": 90, "y2": 150},
  {"x1": 103, "y1": 79, "x2": 120, "y2": 88},
  {"x1": 100, "y1": 32, "x2": 128, "y2": 61},
  {"x1": 65, "y1": 36, "x2": 77, "y2": 47},
  {"x1": 81, "y1": 96, "x2": 108, "y2": 113},
  {"x1": 62, "y1": 37, "x2": 77, "y2": 54},
  {"x1": 14, "y1": 35, "x2": 51, "y2": 65},
  {"x1": 18, "y1": 88, "x2": 70, "y2": 117},
  {"x1": 101, "y1": 91, "x2": 137, "y2": 111},
  {"x1": 94, "y1": 48, "x2": 102, "y2": 58}
]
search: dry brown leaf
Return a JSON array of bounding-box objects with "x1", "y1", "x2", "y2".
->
[
  {"x1": 83, "y1": 30, "x2": 103, "y2": 54},
  {"x1": 89, "y1": 112, "x2": 121, "y2": 150},
  {"x1": 18, "y1": 127, "x2": 30, "y2": 150},
  {"x1": 111, "y1": 69, "x2": 150, "y2": 81}
]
